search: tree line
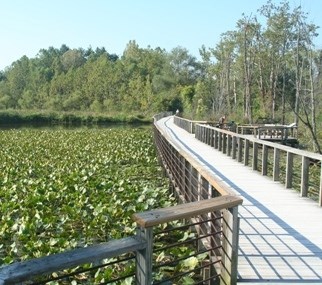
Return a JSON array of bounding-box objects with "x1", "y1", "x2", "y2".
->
[{"x1": 0, "y1": 0, "x2": 321, "y2": 151}]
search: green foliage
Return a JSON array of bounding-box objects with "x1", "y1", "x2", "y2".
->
[
  {"x1": 180, "y1": 85, "x2": 195, "y2": 104},
  {"x1": 0, "y1": 43, "x2": 200, "y2": 117},
  {"x1": 0, "y1": 127, "x2": 173, "y2": 265}
]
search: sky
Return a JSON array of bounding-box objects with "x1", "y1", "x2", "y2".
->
[{"x1": 1, "y1": 0, "x2": 322, "y2": 71}]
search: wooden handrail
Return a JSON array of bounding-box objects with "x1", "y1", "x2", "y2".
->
[
  {"x1": 192, "y1": 122, "x2": 322, "y2": 206},
  {"x1": 0, "y1": 237, "x2": 145, "y2": 285},
  {"x1": 133, "y1": 195, "x2": 242, "y2": 228},
  {"x1": 173, "y1": 116, "x2": 211, "y2": 134}
]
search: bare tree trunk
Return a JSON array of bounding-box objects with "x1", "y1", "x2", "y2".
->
[
  {"x1": 243, "y1": 28, "x2": 248, "y2": 120},
  {"x1": 269, "y1": 68, "x2": 274, "y2": 119},
  {"x1": 243, "y1": 34, "x2": 252, "y2": 123},
  {"x1": 233, "y1": 76, "x2": 237, "y2": 110},
  {"x1": 309, "y1": 48, "x2": 320, "y2": 152},
  {"x1": 258, "y1": 56, "x2": 265, "y2": 101},
  {"x1": 273, "y1": 72, "x2": 279, "y2": 120},
  {"x1": 282, "y1": 66, "x2": 286, "y2": 125},
  {"x1": 226, "y1": 59, "x2": 231, "y2": 113},
  {"x1": 281, "y1": 40, "x2": 287, "y2": 125},
  {"x1": 294, "y1": 28, "x2": 301, "y2": 127}
]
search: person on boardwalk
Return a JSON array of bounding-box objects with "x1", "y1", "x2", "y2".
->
[{"x1": 218, "y1": 115, "x2": 226, "y2": 129}]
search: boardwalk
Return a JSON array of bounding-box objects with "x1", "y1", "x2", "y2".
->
[{"x1": 157, "y1": 116, "x2": 322, "y2": 284}]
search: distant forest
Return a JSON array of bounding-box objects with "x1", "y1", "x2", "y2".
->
[{"x1": 0, "y1": 0, "x2": 322, "y2": 152}]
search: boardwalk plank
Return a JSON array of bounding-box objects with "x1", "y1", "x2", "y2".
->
[{"x1": 157, "y1": 116, "x2": 322, "y2": 284}]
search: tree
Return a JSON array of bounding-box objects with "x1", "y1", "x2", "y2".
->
[
  {"x1": 235, "y1": 15, "x2": 261, "y2": 123},
  {"x1": 211, "y1": 32, "x2": 237, "y2": 117},
  {"x1": 5, "y1": 55, "x2": 32, "y2": 108},
  {"x1": 290, "y1": 10, "x2": 320, "y2": 152},
  {"x1": 169, "y1": 46, "x2": 201, "y2": 87},
  {"x1": 259, "y1": 0, "x2": 293, "y2": 123},
  {"x1": 61, "y1": 49, "x2": 85, "y2": 71}
]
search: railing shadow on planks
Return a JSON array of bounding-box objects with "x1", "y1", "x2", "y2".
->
[
  {"x1": 173, "y1": 115, "x2": 322, "y2": 207},
  {"x1": 0, "y1": 112, "x2": 243, "y2": 285}
]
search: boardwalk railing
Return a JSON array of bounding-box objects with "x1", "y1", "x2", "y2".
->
[
  {"x1": 173, "y1": 116, "x2": 322, "y2": 206},
  {"x1": 173, "y1": 115, "x2": 211, "y2": 134},
  {"x1": 154, "y1": 113, "x2": 243, "y2": 284},
  {"x1": 0, "y1": 112, "x2": 243, "y2": 285},
  {"x1": 0, "y1": 196, "x2": 241, "y2": 285},
  {"x1": 237, "y1": 123, "x2": 298, "y2": 147},
  {"x1": 237, "y1": 124, "x2": 297, "y2": 138}
]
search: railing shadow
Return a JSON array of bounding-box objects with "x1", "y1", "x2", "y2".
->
[
  {"x1": 237, "y1": 193, "x2": 322, "y2": 283},
  {"x1": 163, "y1": 116, "x2": 322, "y2": 283}
]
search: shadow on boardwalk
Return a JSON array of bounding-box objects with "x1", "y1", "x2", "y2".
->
[
  {"x1": 161, "y1": 117, "x2": 322, "y2": 283},
  {"x1": 238, "y1": 192, "x2": 322, "y2": 283}
]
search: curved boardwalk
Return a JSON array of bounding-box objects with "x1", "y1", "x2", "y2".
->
[{"x1": 157, "y1": 116, "x2": 322, "y2": 284}]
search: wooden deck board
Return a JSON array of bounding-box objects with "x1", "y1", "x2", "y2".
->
[{"x1": 157, "y1": 116, "x2": 322, "y2": 284}]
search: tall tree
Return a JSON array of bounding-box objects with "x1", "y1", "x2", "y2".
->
[
  {"x1": 260, "y1": 0, "x2": 293, "y2": 122},
  {"x1": 211, "y1": 31, "x2": 237, "y2": 117},
  {"x1": 6, "y1": 55, "x2": 32, "y2": 108},
  {"x1": 235, "y1": 15, "x2": 261, "y2": 122}
]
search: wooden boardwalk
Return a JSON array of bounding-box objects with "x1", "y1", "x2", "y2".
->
[{"x1": 157, "y1": 116, "x2": 322, "y2": 284}]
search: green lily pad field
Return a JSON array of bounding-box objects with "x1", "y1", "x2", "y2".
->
[{"x1": 0, "y1": 127, "x2": 174, "y2": 265}]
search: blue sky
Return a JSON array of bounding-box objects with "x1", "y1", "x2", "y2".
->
[{"x1": 1, "y1": 0, "x2": 322, "y2": 71}]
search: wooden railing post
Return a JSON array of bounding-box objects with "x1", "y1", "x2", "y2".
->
[
  {"x1": 198, "y1": 172, "x2": 202, "y2": 201},
  {"x1": 244, "y1": 140, "x2": 249, "y2": 166},
  {"x1": 237, "y1": 137, "x2": 243, "y2": 163},
  {"x1": 204, "y1": 126, "x2": 207, "y2": 143},
  {"x1": 200, "y1": 125, "x2": 204, "y2": 142},
  {"x1": 195, "y1": 124, "x2": 199, "y2": 140},
  {"x1": 204, "y1": 126, "x2": 207, "y2": 144},
  {"x1": 273, "y1": 148, "x2": 280, "y2": 182},
  {"x1": 181, "y1": 156, "x2": 187, "y2": 200},
  {"x1": 221, "y1": 205, "x2": 240, "y2": 285},
  {"x1": 218, "y1": 132, "x2": 223, "y2": 152},
  {"x1": 262, "y1": 145, "x2": 268, "y2": 176},
  {"x1": 223, "y1": 133, "x2": 227, "y2": 154},
  {"x1": 214, "y1": 131, "x2": 219, "y2": 149},
  {"x1": 286, "y1": 152, "x2": 294, "y2": 188},
  {"x1": 253, "y1": 142, "x2": 258, "y2": 171},
  {"x1": 207, "y1": 128, "x2": 211, "y2": 145},
  {"x1": 205, "y1": 127, "x2": 209, "y2": 144},
  {"x1": 136, "y1": 227, "x2": 153, "y2": 285},
  {"x1": 301, "y1": 156, "x2": 310, "y2": 197},
  {"x1": 210, "y1": 129, "x2": 215, "y2": 147},
  {"x1": 230, "y1": 206, "x2": 240, "y2": 285},
  {"x1": 186, "y1": 160, "x2": 193, "y2": 202},
  {"x1": 232, "y1": 136, "x2": 237, "y2": 159},
  {"x1": 227, "y1": 134, "x2": 232, "y2": 157}
]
